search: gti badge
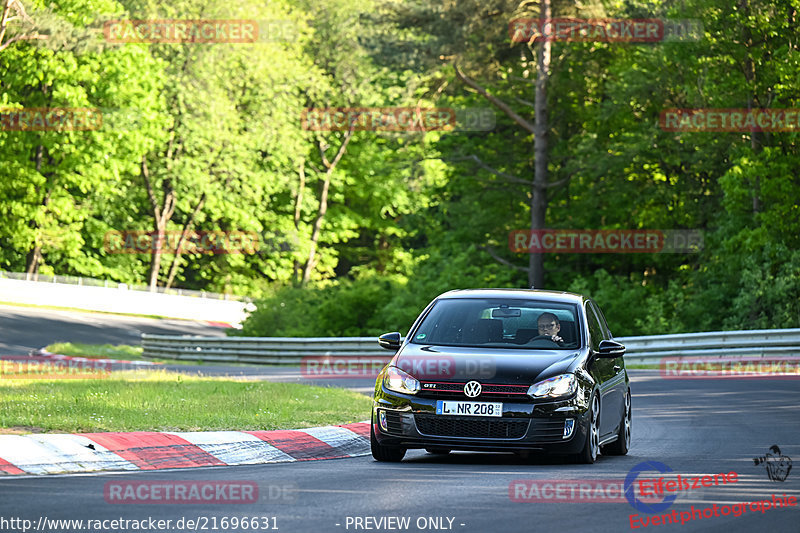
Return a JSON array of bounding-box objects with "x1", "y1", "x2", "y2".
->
[
  {"x1": 423, "y1": 383, "x2": 437, "y2": 388},
  {"x1": 464, "y1": 380, "x2": 482, "y2": 398}
]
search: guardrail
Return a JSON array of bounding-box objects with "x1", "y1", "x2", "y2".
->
[
  {"x1": 613, "y1": 329, "x2": 800, "y2": 363},
  {"x1": 141, "y1": 335, "x2": 385, "y2": 364},
  {"x1": 141, "y1": 329, "x2": 800, "y2": 365},
  {"x1": 0, "y1": 270, "x2": 244, "y2": 300}
]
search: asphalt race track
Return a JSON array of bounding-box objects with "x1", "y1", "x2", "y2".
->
[
  {"x1": 2, "y1": 370, "x2": 798, "y2": 533},
  {"x1": 0, "y1": 304, "x2": 380, "y2": 392},
  {"x1": 0, "y1": 304, "x2": 227, "y2": 356}
]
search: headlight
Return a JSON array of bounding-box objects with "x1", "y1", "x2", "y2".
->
[
  {"x1": 527, "y1": 374, "x2": 577, "y2": 399},
  {"x1": 383, "y1": 366, "x2": 420, "y2": 395}
]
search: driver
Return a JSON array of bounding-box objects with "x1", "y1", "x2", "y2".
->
[{"x1": 537, "y1": 312, "x2": 564, "y2": 344}]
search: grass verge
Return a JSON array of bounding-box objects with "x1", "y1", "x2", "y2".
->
[
  {"x1": 47, "y1": 342, "x2": 144, "y2": 360},
  {"x1": 46, "y1": 342, "x2": 199, "y2": 365},
  {"x1": 0, "y1": 369, "x2": 372, "y2": 433}
]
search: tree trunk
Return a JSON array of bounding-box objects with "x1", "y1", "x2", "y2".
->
[
  {"x1": 0, "y1": 0, "x2": 13, "y2": 51},
  {"x1": 451, "y1": 0, "x2": 564, "y2": 287},
  {"x1": 164, "y1": 192, "x2": 206, "y2": 290},
  {"x1": 148, "y1": 223, "x2": 165, "y2": 291},
  {"x1": 293, "y1": 160, "x2": 306, "y2": 284},
  {"x1": 25, "y1": 144, "x2": 49, "y2": 278},
  {"x1": 301, "y1": 129, "x2": 355, "y2": 284},
  {"x1": 302, "y1": 173, "x2": 331, "y2": 284},
  {"x1": 0, "y1": 0, "x2": 45, "y2": 52},
  {"x1": 141, "y1": 156, "x2": 176, "y2": 292},
  {"x1": 24, "y1": 246, "x2": 41, "y2": 277},
  {"x1": 529, "y1": 0, "x2": 551, "y2": 289},
  {"x1": 741, "y1": 0, "x2": 761, "y2": 216}
]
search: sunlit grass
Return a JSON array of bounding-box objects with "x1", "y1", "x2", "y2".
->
[
  {"x1": 48, "y1": 342, "x2": 144, "y2": 360},
  {"x1": 46, "y1": 342, "x2": 197, "y2": 365}
]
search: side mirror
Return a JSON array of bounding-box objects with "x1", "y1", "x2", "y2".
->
[
  {"x1": 378, "y1": 331, "x2": 402, "y2": 351},
  {"x1": 597, "y1": 339, "x2": 626, "y2": 358}
]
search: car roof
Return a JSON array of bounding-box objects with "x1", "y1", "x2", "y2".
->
[{"x1": 436, "y1": 288, "x2": 585, "y2": 304}]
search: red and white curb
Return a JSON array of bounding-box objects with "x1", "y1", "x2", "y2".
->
[
  {"x1": 0, "y1": 422, "x2": 370, "y2": 476},
  {"x1": 206, "y1": 321, "x2": 234, "y2": 328}
]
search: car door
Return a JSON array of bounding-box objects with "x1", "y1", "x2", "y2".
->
[
  {"x1": 589, "y1": 300, "x2": 626, "y2": 436},
  {"x1": 585, "y1": 301, "x2": 618, "y2": 438}
]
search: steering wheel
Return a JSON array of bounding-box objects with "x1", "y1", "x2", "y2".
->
[{"x1": 528, "y1": 335, "x2": 560, "y2": 346}]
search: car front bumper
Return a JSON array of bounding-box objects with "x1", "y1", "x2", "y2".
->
[{"x1": 372, "y1": 384, "x2": 591, "y2": 454}]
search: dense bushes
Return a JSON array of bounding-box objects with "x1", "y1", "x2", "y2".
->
[
  {"x1": 233, "y1": 276, "x2": 408, "y2": 337},
  {"x1": 235, "y1": 249, "x2": 800, "y2": 338}
]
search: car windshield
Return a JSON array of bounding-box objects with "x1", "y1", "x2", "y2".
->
[{"x1": 410, "y1": 298, "x2": 580, "y2": 349}]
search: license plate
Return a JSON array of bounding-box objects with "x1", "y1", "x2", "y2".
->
[{"x1": 435, "y1": 400, "x2": 503, "y2": 417}]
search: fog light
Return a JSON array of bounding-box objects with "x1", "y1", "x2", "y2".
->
[
  {"x1": 379, "y1": 410, "x2": 388, "y2": 431},
  {"x1": 563, "y1": 419, "x2": 575, "y2": 439}
]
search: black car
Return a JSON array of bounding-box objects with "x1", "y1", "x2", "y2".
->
[{"x1": 371, "y1": 289, "x2": 630, "y2": 464}]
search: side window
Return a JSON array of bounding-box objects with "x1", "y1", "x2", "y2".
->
[
  {"x1": 586, "y1": 303, "x2": 604, "y2": 351},
  {"x1": 593, "y1": 302, "x2": 613, "y2": 338}
]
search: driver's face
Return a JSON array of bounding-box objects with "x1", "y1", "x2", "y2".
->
[{"x1": 538, "y1": 320, "x2": 560, "y2": 336}]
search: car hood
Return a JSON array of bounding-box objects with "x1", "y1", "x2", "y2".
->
[{"x1": 393, "y1": 343, "x2": 581, "y2": 385}]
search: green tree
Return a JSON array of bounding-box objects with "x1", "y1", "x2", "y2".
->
[{"x1": 0, "y1": 0, "x2": 166, "y2": 278}]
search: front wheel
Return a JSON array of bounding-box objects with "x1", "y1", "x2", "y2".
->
[
  {"x1": 573, "y1": 393, "x2": 600, "y2": 464},
  {"x1": 602, "y1": 389, "x2": 631, "y2": 456},
  {"x1": 371, "y1": 416, "x2": 406, "y2": 462}
]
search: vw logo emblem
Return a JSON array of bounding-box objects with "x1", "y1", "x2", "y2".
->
[{"x1": 464, "y1": 381, "x2": 482, "y2": 398}]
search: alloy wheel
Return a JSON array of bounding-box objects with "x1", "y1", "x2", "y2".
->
[
  {"x1": 590, "y1": 395, "x2": 600, "y2": 461},
  {"x1": 623, "y1": 391, "x2": 631, "y2": 449}
]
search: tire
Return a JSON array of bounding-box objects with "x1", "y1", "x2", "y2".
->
[
  {"x1": 425, "y1": 448, "x2": 451, "y2": 455},
  {"x1": 371, "y1": 416, "x2": 406, "y2": 462},
  {"x1": 602, "y1": 389, "x2": 631, "y2": 456},
  {"x1": 573, "y1": 393, "x2": 600, "y2": 464}
]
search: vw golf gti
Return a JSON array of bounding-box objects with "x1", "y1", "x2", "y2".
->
[{"x1": 371, "y1": 289, "x2": 631, "y2": 463}]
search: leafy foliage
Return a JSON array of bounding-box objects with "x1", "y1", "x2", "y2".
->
[{"x1": 1, "y1": 0, "x2": 798, "y2": 336}]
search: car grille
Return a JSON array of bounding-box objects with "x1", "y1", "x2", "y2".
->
[
  {"x1": 414, "y1": 414, "x2": 530, "y2": 439},
  {"x1": 417, "y1": 382, "x2": 531, "y2": 402}
]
